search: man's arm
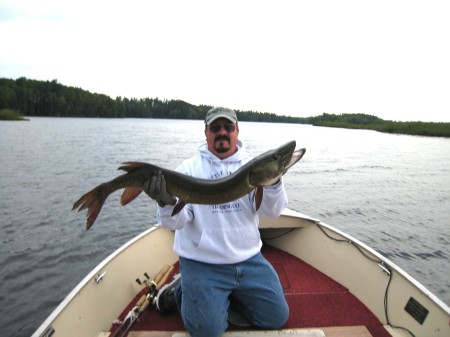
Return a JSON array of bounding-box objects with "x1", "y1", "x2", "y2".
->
[{"x1": 256, "y1": 179, "x2": 288, "y2": 217}]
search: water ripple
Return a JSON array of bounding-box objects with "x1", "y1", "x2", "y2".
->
[{"x1": 1, "y1": 118, "x2": 449, "y2": 337}]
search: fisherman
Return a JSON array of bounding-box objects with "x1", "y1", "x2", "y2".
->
[{"x1": 144, "y1": 107, "x2": 289, "y2": 337}]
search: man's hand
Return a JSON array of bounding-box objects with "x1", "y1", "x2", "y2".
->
[{"x1": 144, "y1": 171, "x2": 176, "y2": 207}]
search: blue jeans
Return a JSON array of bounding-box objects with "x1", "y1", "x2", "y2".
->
[{"x1": 173, "y1": 252, "x2": 289, "y2": 337}]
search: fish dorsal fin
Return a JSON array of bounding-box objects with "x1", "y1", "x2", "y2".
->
[
  {"x1": 118, "y1": 162, "x2": 148, "y2": 173},
  {"x1": 255, "y1": 186, "x2": 263, "y2": 210},
  {"x1": 121, "y1": 187, "x2": 143, "y2": 205}
]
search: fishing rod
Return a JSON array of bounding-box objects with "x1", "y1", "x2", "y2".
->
[{"x1": 111, "y1": 265, "x2": 174, "y2": 337}]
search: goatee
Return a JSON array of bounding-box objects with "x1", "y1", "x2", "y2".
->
[{"x1": 214, "y1": 136, "x2": 230, "y2": 153}]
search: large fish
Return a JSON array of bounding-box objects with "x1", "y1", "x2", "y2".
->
[{"x1": 73, "y1": 141, "x2": 305, "y2": 230}]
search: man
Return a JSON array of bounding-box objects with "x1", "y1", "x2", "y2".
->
[{"x1": 145, "y1": 107, "x2": 289, "y2": 337}]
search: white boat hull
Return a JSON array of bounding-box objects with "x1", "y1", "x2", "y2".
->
[{"x1": 33, "y1": 209, "x2": 450, "y2": 337}]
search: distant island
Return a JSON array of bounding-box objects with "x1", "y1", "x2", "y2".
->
[
  {"x1": 1, "y1": 77, "x2": 449, "y2": 137},
  {"x1": 309, "y1": 113, "x2": 449, "y2": 138}
]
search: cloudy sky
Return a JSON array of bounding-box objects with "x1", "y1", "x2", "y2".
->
[{"x1": 1, "y1": 0, "x2": 449, "y2": 122}]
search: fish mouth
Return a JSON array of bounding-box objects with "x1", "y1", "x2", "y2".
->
[
  {"x1": 285, "y1": 148, "x2": 306, "y2": 170},
  {"x1": 275, "y1": 141, "x2": 306, "y2": 173}
]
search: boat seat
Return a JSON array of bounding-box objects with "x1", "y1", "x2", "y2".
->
[{"x1": 126, "y1": 325, "x2": 373, "y2": 336}]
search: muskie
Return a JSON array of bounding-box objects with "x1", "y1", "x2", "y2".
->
[{"x1": 73, "y1": 141, "x2": 305, "y2": 230}]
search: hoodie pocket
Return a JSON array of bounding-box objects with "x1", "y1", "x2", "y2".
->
[{"x1": 196, "y1": 225, "x2": 260, "y2": 254}]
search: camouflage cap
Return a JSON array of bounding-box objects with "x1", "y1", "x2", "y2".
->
[{"x1": 205, "y1": 107, "x2": 237, "y2": 125}]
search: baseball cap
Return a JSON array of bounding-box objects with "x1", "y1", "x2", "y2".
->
[{"x1": 205, "y1": 107, "x2": 238, "y2": 125}]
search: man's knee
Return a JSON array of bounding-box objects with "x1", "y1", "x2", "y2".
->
[
  {"x1": 182, "y1": 303, "x2": 228, "y2": 337},
  {"x1": 271, "y1": 304, "x2": 289, "y2": 328},
  {"x1": 254, "y1": 301, "x2": 289, "y2": 329},
  {"x1": 184, "y1": 318, "x2": 226, "y2": 337}
]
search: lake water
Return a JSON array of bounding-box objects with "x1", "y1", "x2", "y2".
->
[{"x1": 1, "y1": 117, "x2": 449, "y2": 337}]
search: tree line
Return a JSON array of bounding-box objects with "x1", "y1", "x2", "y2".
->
[
  {"x1": 311, "y1": 113, "x2": 450, "y2": 137},
  {"x1": 0, "y1": 77, "x2": 307, "y2": 123},
  {"x1": 1, "y1": 77, "x2": 448, "y2": 137}
]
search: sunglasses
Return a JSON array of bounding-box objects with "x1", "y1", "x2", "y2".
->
[{"x1": 209, "y1": 123, "x2": 236, "y2": 133}]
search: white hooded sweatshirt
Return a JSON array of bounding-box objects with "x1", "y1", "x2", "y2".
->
[{"x1": 157, "y1": 141, "x2": 288, "y2": 264}]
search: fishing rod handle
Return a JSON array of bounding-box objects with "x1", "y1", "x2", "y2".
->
[
  {"x1": 156, "y1": 265, "x2": 175, "y2": 290},
  {"x1": 154, "y1": 265, "x2": 170, "y2": 285},
  {"x1": 139, "y1": 269, "x2": 171, "y2": 313},
  {"x1": 136, "y1": 294, "x2": 147, "y2": 307},
  {"x1": 139, "y1": 298, "x2": 152, "y2": 313}
]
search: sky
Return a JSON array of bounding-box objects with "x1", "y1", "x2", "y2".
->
[{"x1": 1, "y1": 0, "x2": 449, "y2": 122}]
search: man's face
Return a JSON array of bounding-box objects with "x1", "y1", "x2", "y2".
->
[{"x1": 205, "y1": 118, "x2": 239, "y2": 159}]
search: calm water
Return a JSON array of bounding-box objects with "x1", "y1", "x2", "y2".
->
[{"x1": 1, "y1": 118, "x2": 449, "y2": 337}]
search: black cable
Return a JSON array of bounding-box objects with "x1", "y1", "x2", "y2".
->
[
  {"x1": 316, "y1": 223, "x2": 416, "y2": 337},
  {"x1": 262, "y1": 228, "x2": 296, "y2": 241},
  {"x1": 383, "y1": 269, "x2": 416, "y2": 337}
]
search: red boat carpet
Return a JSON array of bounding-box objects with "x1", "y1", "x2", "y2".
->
[{"x1": 110, "y1": 244, "x2": 391, "y2": 337}]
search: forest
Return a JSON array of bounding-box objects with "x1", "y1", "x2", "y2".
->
[
  {"x1": 0, "y1": 77, "x2": 305, "y2": 123},
  {"x1": 1, "y1": 77, "x2": 449, "y2": 137}
]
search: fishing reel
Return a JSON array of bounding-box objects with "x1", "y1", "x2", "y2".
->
[{"x1": 136, "y1": 272, "x2": 159, "y2": 305}]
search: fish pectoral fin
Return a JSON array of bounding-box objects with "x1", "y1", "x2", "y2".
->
[
  {"x1": 255, "y1": 186, "x2": 263, "y2": 211},
  {"x1": 121, "y1": 187, "x2": 143, "y2": 206},
  {"x1": 171, "y1": 200, "x2": 187, "y2": 216}
]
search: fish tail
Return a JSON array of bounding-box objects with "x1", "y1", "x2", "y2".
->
[{"x1": 72, "y1": 185, "x2": 107, "y2": 230}]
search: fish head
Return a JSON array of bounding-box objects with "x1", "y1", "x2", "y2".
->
[{"x1": 248, "y1": 141, "x2": 306, "y2": 186}]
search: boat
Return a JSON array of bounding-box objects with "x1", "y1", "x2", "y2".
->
[{"x1": 32, "y1": 209, "x2": 450, "y2": 337}]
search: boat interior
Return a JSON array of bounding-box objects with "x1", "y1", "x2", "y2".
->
[
  {"x1": 107, "y1": 244, "x2": 391, "y2": 337},
  {"x1": 36, "y1": 211, "x2": 448, "y2": 337}
]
